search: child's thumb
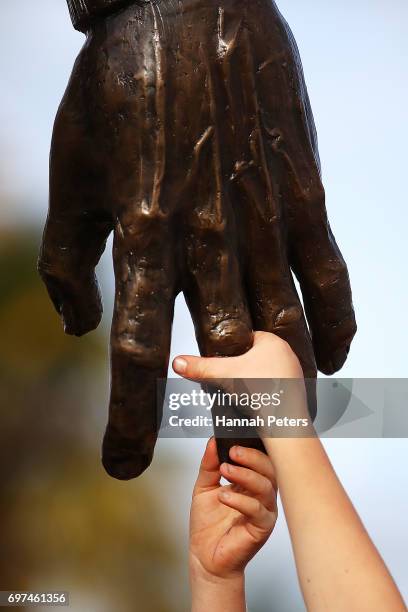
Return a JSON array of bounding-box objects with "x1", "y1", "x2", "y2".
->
[{"x1": 172, "y1": 354, "x2": 219, "y2": 381}]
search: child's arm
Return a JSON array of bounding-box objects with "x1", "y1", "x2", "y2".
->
[
  {"x1": 262, "y1": 434, "x2": 406, "y2": 611},
  {"x1": 190, "y1": 567, "x2": 245, "y2": 612},
  {"x1": 245, "y1": 435, "x2": 405, "y2": 611},
  {"x1": 174, "y1": 332, "x2": 406, "y2": 612}
]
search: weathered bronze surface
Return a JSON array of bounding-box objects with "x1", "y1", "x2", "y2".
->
[{"x1": 39, "y1": 0, "x2": 356, "y2": 479}]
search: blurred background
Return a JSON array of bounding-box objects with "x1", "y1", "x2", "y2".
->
[{"x1": 0, "y1": 0, "x2": 407, "y2": 610}]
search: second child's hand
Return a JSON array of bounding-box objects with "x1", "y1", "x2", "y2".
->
[{"x1": 189, "y1": 438, "x2": 277, "y2": 612}]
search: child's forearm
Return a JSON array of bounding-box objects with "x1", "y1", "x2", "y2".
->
[
  {"x1": 190, "y1": 561, "x2": 246, "y2": 612},
  {"x1": 264, "y1": 436, "x2": 405, "y2": 612}
]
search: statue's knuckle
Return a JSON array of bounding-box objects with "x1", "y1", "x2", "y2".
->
[
  {"x1": 113, "y1": 335, "x2": 166, "y2": 368},
  {"x1": 274, "y1": 305, "x2": 303, "y2": 329},
  {"x1": 118, "y1": 208, "x2": 166, "y2": 240},
  {"x1": 316, "y1": 261, "x2": 349, "y2": 294},
  {"x1": 205, "y1": 319, "x2": 251, "y2": 356}
]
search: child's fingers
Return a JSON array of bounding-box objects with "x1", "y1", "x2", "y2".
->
[
  {"x1": 229, "y1": 445, "x2": 276, "y2": 487},
  {"x1": 220, "y1": 463, "x2": 277, "y2": 511},
  {"x1": 218, "y1": 488, "x2": 275, "y2": 531},
  {"x1": 193, "y1": 437, "x2": 220, "y2": 494}
]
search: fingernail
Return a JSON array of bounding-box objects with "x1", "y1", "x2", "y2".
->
[
  {"x1": 222, "y1": 462, "x2": 232, "y2": 474},
  {"x1": 173, "y1": 357, "x2": 187, "y2": 374},
  {"x1": 220, "y1": 490, "x2": 230, "y2": 500},
  {"x1": 233, "y1": 446, "x2": 243, "y2": 457}
]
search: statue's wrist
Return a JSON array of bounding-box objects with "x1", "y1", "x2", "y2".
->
[{"x1": 66, "y1": 0, "x2": 143, "y2": 32}]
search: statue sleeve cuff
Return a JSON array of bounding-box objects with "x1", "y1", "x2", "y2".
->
[{"x1": 67, "y1": 0, "x2": 141, "y2": 32}]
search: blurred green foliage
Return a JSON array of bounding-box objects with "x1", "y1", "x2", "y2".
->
[{"x1": 0, "y1": 227, "x2": 181, "y2": 612}]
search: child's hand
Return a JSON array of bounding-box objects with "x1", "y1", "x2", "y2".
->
[
  {"x1": 174, "y1": 331, "x2": 304, "y2": 381},
  {"x1": 190, "y1": 437, "x2": 277, "y2": 584},
  {"x1": 174, "y1": 331, "x2": 309, "y2": 437}
]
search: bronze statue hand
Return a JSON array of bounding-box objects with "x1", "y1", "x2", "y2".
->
[{"x1": 39, "y1": 0, "x2": 356, "y2": 480}]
